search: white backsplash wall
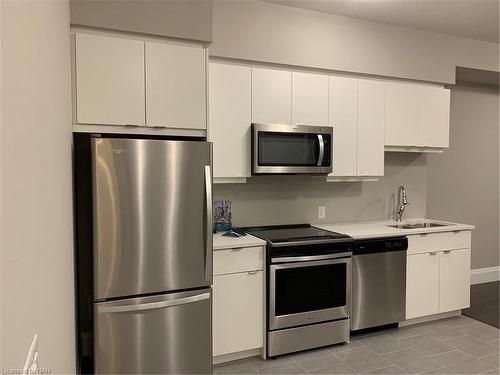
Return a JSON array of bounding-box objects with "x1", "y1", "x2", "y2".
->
[{"x1": 214, "y1": 153, "x2": 427, "y2": 227}]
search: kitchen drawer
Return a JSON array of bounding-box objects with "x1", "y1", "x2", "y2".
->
[
  {"x1": 407, "y1": 230, "x2": 471, "y2": 255},
  {"x1": 213, "y1": 246, "x2": 264, "y2": 275}
]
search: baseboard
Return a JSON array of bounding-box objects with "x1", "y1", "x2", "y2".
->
[
  {"x1": 399, "y1": 310, "x2": 461, "y2": 327},
  {"x1": 213, "y1": 348, "x2": 262, "y2": 365},
  {"x1": 471, "y1": 266, "x2": 500, "y2": 285}
]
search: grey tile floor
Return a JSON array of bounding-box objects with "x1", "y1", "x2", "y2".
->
[{"x1": 214, "y1": 316, "x2": 500, "y2": 375}]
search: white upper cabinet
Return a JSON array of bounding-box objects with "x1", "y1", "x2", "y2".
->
[
  {"x1": 328, "y1": 76, "x2": 384, "y2": 179},
  {"x1": 292, "y1": 72, "x2": 329, "y2": 126},
  {"x1": 251, "y1": 68, "x2": 291, "y2": 125},
  {"x1": 209, "y1": 62, "x2": 251, "y2": 181},
  {"x1": 328, "y1": 76, "x2": 358, "y2": 177},
  {"x1": 145, "y1": 42, "x2": 206, "y2": 129},
  {"x1": 75, "y1": 33, "x2": 145, "y2": 126},
  {"x1": 385, "y1": 82, "x2": 419, "y2": 146},
  {"x1": 385, "y1": 82, "x2": 450, "y2": 150},
  {"x1": 418, "y1": 86, "x2": 450, "y2": 148},
  {"x1": 357, "y1": 79, "x2": 385, "y2": 176}
]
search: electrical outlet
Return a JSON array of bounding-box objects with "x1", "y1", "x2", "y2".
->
[{"x1": 318, "y1": 206, "x2": 326, "y2": 219}]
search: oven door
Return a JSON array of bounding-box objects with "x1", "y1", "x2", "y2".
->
[
  {"x1": 269, "y1": 256, "x2": 351, "y2": 330},
  {"x1": 252, "y1": 123, "x2": 332, "y2": 175}
]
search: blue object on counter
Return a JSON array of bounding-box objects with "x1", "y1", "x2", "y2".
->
[
  {"x1": 214, "y1": 223, "x2": 231, "y2": 233},
  {"x1": 222, "y1": 227, "x2": 247, "y2": 237}
]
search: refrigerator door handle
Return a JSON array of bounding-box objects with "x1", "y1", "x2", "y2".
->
[
  {"x1": 97, "y1": 293, "x2": 210, "y2": 314},
  {"x1": 205, "y1": 165, "x2": 213, "y2": 283}
]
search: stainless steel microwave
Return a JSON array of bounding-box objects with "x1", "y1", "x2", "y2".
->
[{"x1": 251, "y1": 123, "x2": 333, "y2": 175}]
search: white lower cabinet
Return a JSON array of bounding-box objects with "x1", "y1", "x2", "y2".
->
[
  {"x1": 406, "y1": 231, "x2": 471, "y2": 320},
  {"x1": 213, "y1": 271, "x2": 264, "y2": 357},
  {"x1": 439, "y1": 249, "x2": 471, "y2": 312},
  {"x1": 406, "y1": 252, "x2": 440, "y2": 319}
]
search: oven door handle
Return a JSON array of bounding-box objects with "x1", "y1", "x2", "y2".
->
[
  {"x1": 271, "y1": 252, "x2": 352, "y2": 264},
  {"x1": 317, "y1": 134, "x2": 324, "y2": 167}
]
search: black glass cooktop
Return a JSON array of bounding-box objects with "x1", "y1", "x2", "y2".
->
[{"x1": 243, "y1": 224, "x2": 352, "y2": 245}]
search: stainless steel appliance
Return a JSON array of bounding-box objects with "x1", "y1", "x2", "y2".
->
[
  {"x1": 351, "y1": 237, "x2": 408, "y2": 331},
  {"x1": 251, "y1": 123, "x2": 333, "y2": 175},
  {"x1": 74, "y1": 134, "x2": 213, "y2": 374},
  {"x1": 245, "y1": 224, "x2": 353, "y2": 358}
]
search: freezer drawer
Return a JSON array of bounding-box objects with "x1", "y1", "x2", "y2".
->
[
  {"x1": 95, "y1": 289, "x2": 212, "y2": 374},
  {"x1": 92, "y1": 138, "x2": 212, "y2": 299}
]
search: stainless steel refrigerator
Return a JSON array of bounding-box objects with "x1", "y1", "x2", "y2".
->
[{"x1": 74, "y1": 135, "x2": 213, "y2": 374}]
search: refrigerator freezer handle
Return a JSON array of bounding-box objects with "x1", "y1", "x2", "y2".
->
[
  {"x1": 204, "y1": 165, "x2": 213, "y2": 283},
  {"x1": 97, "y1": 293, "x2": 211, "y2": 314}
]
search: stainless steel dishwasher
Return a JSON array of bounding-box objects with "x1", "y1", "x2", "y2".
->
[{"x1": 351, "y1": 237, "x2": 408, "y2": 331}]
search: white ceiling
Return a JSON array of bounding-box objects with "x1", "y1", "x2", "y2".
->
[{"x1": 263, "y1": 0, "x2": 500, "y2": 43}]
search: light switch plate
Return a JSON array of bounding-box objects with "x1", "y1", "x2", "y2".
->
[{"x1": 318, "y1": 206, "x2": 326, "y2": 219}]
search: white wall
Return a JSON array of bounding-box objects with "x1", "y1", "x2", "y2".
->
[
  {"x1": 70, "y1": 0, "x2": 213, "y2": 43},
  {"x1": 211, "y1": 0, "x2": 499, "y2": 84},
  {"x1": 214, "y1": 153, "x2": 427, "y2": 226},
  {"x1": 427, "y1": 84, "x2": 499, "y2": 270},
  {"x1": 0, "y1": 1, "x2": 75, "y2": 372}
]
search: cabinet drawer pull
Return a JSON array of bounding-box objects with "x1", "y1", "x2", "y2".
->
[
  {"x1": 443, "y1": 250, "x2": 452, "y2": 254},
  {"x1": 231, "y1": 248, "x2": 242, "y2": 252},
  {"x1": 247, "y1": 270, "x2": 259, "y2": 275},
  {"x1": 429, "y1": 252, "x2": 437, "y2": 256}
]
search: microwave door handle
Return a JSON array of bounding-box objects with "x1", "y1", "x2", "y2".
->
[{"x1": 317, "y1": 134, "x2": 324, "y2": 166}]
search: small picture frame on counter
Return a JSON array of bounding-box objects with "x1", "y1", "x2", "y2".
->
[{"x1": 213, "y1": 200, "x2": 231, "y2": 233}]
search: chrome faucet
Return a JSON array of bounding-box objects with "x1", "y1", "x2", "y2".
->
[{"x1": 396, "y1": 186, "x2": 409, "y2": 222}]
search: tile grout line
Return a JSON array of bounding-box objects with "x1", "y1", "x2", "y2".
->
[
  {"x1": 359, "y1": 364, "x2": 402, "y2": 374},
  {"x1": 290, "y1": 358, "x2": 308, "y2": 374},
  {"x1": 329, "y1": 350, "x2": 364, "y2": 374}
]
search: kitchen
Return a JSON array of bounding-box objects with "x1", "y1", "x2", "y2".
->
[{"x1": 1, "y1": 1, "x2": 499, "y2": 375}]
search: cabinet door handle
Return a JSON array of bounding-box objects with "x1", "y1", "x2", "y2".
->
[
  {"x1": 247, "y1": 270, "x2": 259, "y2": 275},
  {"x1": 429, "y1": 252, "x2": 437, "y2": 256},
  {"x1": 443, "y1": 250, "x2": 452, "y2": 254}
]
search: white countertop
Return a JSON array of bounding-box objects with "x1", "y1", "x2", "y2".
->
[
  {"x1": 315, "y1": 218, "x2": 475, "y2": 239},
  {"x1": 213, "y1": 219, "x2": 475, "y2": 248},
  {"x1": 213, "y1": 232, "x2": 267, "y2": 250}
]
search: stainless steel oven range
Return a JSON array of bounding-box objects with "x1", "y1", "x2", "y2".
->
[{"x1": 245, "y1": 224, "x2": 353, "y2": 358}]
